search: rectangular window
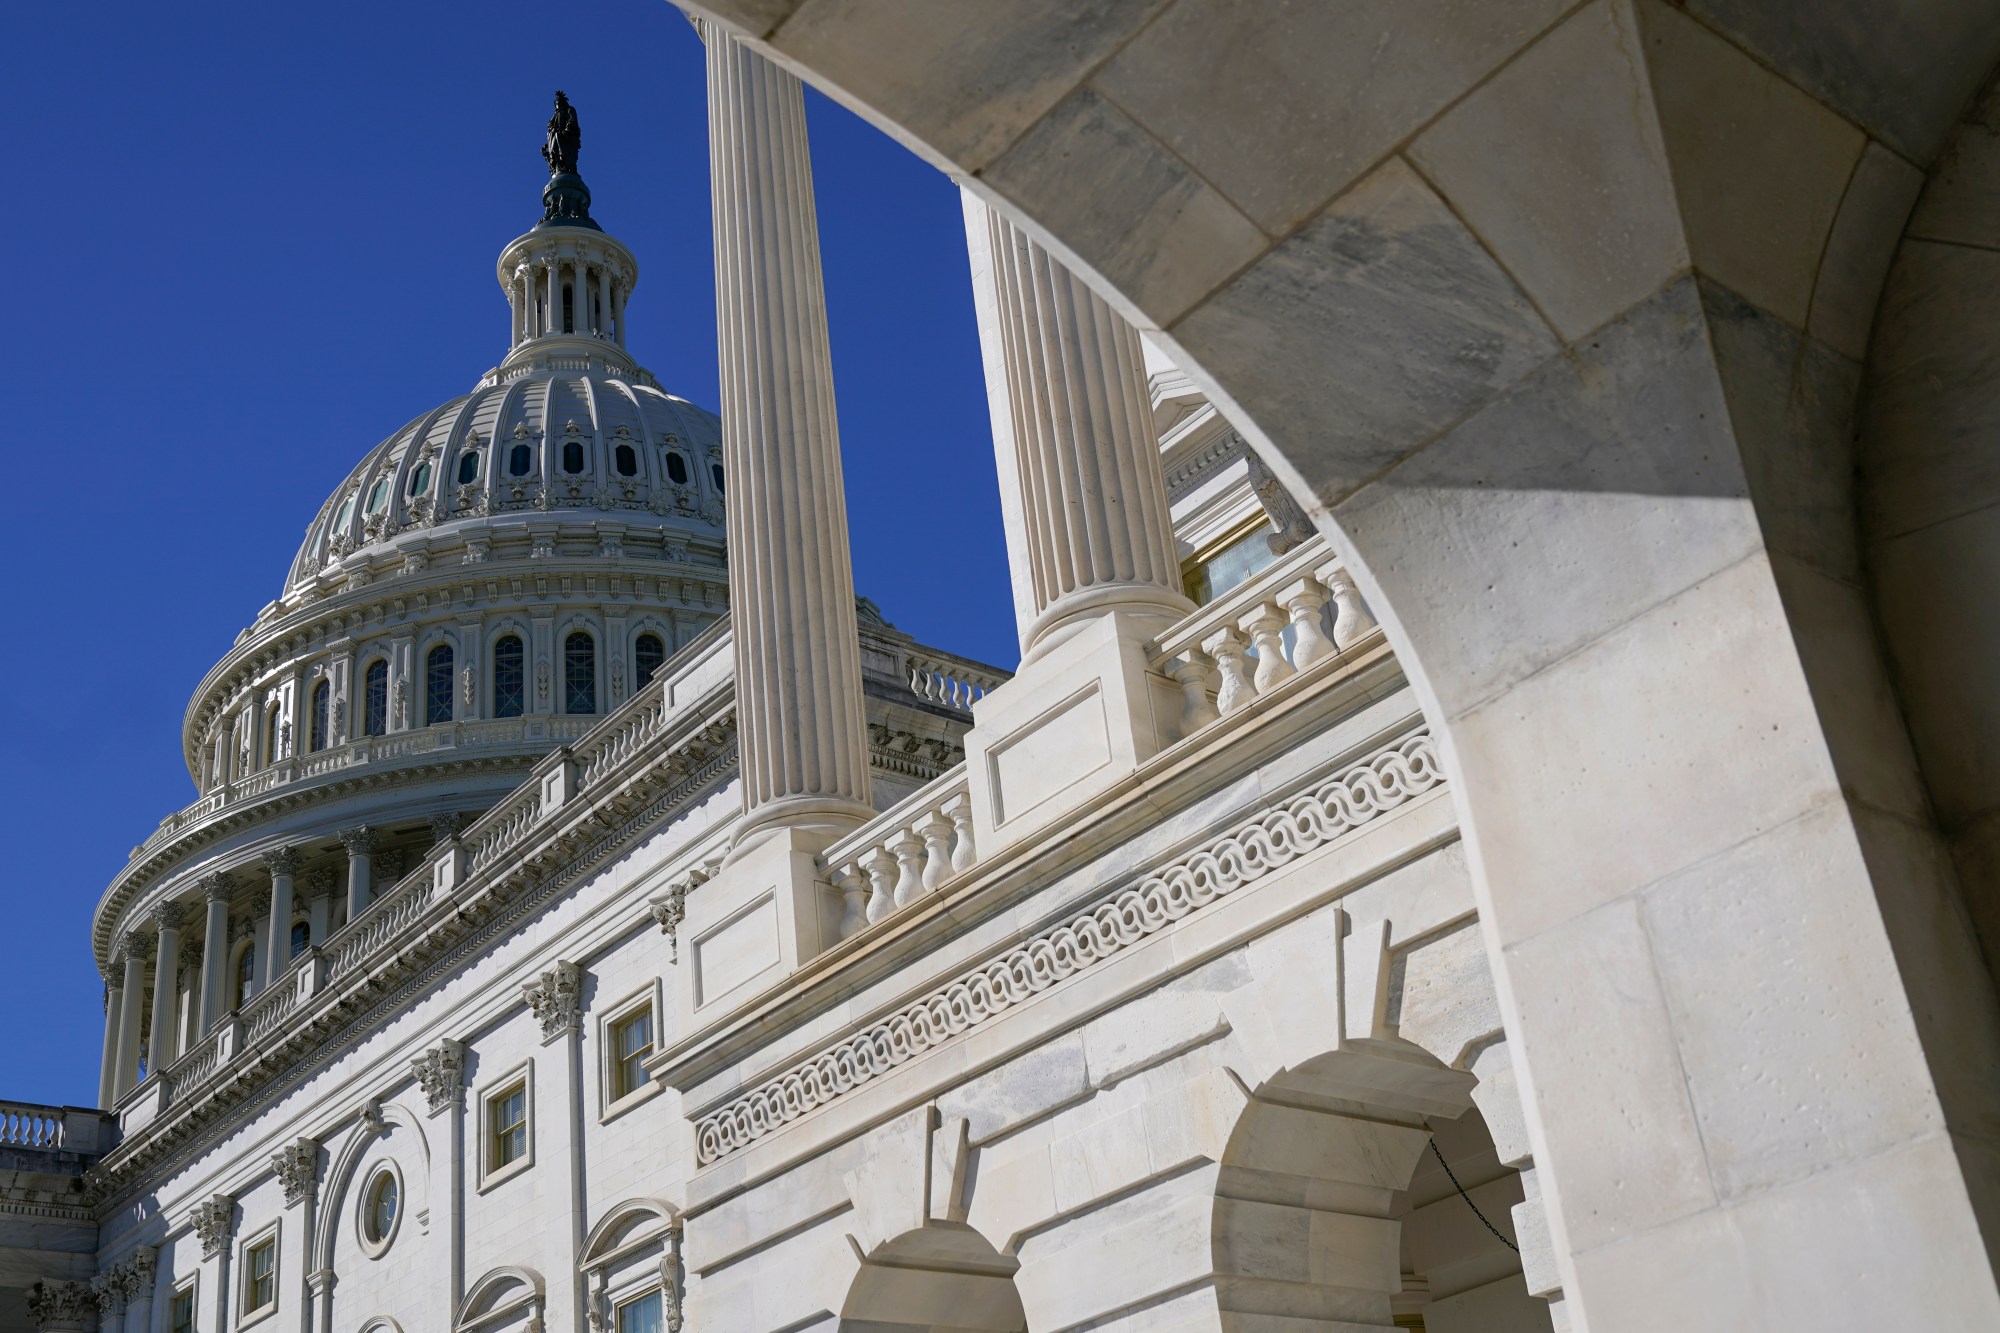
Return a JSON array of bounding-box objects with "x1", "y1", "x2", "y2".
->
[
  {"x1": 1181, "y1": 519, "x2": 1279, "y2": 606},
  {"x1": 490, "y1": 1082, "x2": 528, "y2": 1169},
  {"x1": 616, "y1": 1290, "x2": 664, "y2": 1333},
  {"x1": 611, "y1": 1008, "x2": 654, "y2": 1101},
  {"x1": 245, "y1": 1236, "x2": 277, "y2": 1313},
  {"x1": 171, "y1": 1286, "x2": 196, "y2": 1333}
]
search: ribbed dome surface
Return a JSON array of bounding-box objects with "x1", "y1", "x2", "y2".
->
[{"x1": 286, "y1": 364, "x2": 724, "y2": 594}]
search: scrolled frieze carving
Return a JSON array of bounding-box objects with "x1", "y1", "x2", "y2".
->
[
  {"x1": 522, "y1": 959, "x2": 584, "y2": 1043},
  {"x1": 694, "y1": 732, "x2": 1446, "y2": 1164},
  {"x1": 411, "y1": 1038, "x2": 466, "y2": 1116}
]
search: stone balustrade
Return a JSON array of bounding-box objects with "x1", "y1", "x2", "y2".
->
[
  {"x1": 821, "y1": 768, "x2": 977, "y2": 939},
  {"x1": 1150, "y1": 537, "x2": 1380, "y2": 740},
  {"x1": 0, "y1": 1102, "x2": 68, "y2": 1149},
  {"x1": 905, "y1": 653, "x2": 1007, "y2": 711}
]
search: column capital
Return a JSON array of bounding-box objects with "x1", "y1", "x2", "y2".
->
[
  {"x1": 339, "y1": 825, "x2": 381, "y2": 855},
  {"x1": 243, "y1": 887, "x2": 272, "y2": 918},
  {"x1": 429, "y1": 811, "x2": 467, "y2": 844},
  {"x1": 411, "y1": 1038, "x2": 467, "y2": 1116},
  {"x1": 198, "y1": 870, "x2": 234, "y2": 903},
  {"x1": 306, "y1": 867, "x2": 338, "y2": 900},
  {"x1": 120, "y1": 932, "x2": 155, "y2": 965},
  {"x1": 189, "y1": 1194, "x2": 234, "y2": 1259},
  {"x1": 523, "y1": 959, "x2": 584, "y2": 1043},
  {"x1": 260, "y1": 846, "x2": 302, "y2": 877},
  {"x1": 271, "y1": 1138, "x2": 319, "y2": 1208},
  {"x1": 149, "y1": 900, "x2": 190, "y2": 933}
]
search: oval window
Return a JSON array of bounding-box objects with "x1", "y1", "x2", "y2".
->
[
  {"x1": 457, "y1": 451, "x2": 479, "y2": 486},
  {"x1": 366, "y1": 478, "x2": 390, "y2": 514},
  {"x1": 615, "y1": 443, "x2": 637, "y2": 477},
  {"x1": 711, "y1": 462, "x2": 725, "y2": 493},
  {"x1": 563, "y1": 440, "x2": 585, "y2": 473},
  {"x1": 361, "y1": 1165, "x2": 400, "y2": 1253},
  {"x1": 664, "y1": 453, "x2": 688, "y2": 485},
  {"x1": 409, "y1": 460, "x2": 432, "y2": 496},
  {"x1": 510, "y1": 443, "x2": 533, "y2": 476}
]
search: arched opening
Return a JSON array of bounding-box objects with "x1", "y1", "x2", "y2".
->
[
  {"x1": 839, "y1": 1225, "x2": 1025, "y2": 1333},
  {"x1": 426, "y1": 643, "x2": 455, "y2": 725},
  {"x1": 634, "y1": 632, "x2": 666, "y2": 689},
  {"x1": 1392, "y1": 1108, "x2": 1548, "y2": 1332},
  {"x1": 310, "y1": 679, "x2": 330, "y2": 751},
  {"x1": 564, "y1": 631, "x2": 597, "y2": 715},
  {"x1": 362, "y1": 659, "x2": 388, "y2": 736},
  {"x1": 492, "y1": 635, "x2": 525, "y2": 719},
  {"x1": 580, "y1": 1199, "x2": 680, "y2": 1333}
]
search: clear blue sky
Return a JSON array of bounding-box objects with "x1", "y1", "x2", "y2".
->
[{"x1": 0, "y1": 0, "x2": 1013, "y2": 1107}]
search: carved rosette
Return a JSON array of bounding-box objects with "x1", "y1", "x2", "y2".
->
[
  {"x1": 190, "y1": 1195, "x2": 234, "y2": 1259},
  {"x1": 27, "y1": 1279, "x2": 96, "y2": 1328},
  {"x1": 523, "y1": 960, "x2": 584, "y2": 1043},
  {"x1": 412, "y1": 1038, "x2": 467, "y2": 1116},
  {"x1": 272, "y1": 1138, "x2": 319, "y2": 1207}
]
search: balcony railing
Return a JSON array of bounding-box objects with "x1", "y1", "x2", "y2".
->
[{"x1": 821, "y1": 767, "x2": 976, "y2": 938}]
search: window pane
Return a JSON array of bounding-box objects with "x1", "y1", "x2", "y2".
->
[
  {"x1": 614, "y1": 1010, "x2": 654, "y2": 1098},
  {"x1": 366, "y1": 477, "x2": 389, "y2": 515},
  {"x1": 311, "y1": 681, "x2": 329, "y2": 751},
  {"x1": 635, "y1": 634, "x2": 665, "y2": 689},
  {"x1": 616, "y1": 1290, "x2": 663, "y2": 1333},
  {"x1": 265, "y1": 706, "x2": 280, "y2": 766},
  {"x1": 363, "y1": 661, "x2": 388, "y2": 737},
  {"x1": 563, "y1": 440, "x2": 585, "y2": 473},
  {"x1": 492, "y1": 1086, "x2": 527, "y2": 1167},
  {"x1": 290, "y1": 921, "x2": 309, "y2": 958},
  {"x1": 564, "y1": 632, "x2": 596, "y2": 715},
  {"x1": 665, "y1": 453, "x2": 688, "y2": 485},
  {"x1": 493, "y1": 637, "x2": 525, "y2": 719},
  {"x1": 236, "y1": 946, "x2": 256, "y2": 1006},
  {"x1": 172, "y1": 1290, "x2": 195, "y2": 1333},
  {"x1": 426, "y1": 644, "x2": 454, "y2": 725},
  {"x1": 410, "y1": 460, "x2": 432, "y2": 496},
  {"x1": 458, "y1": 450, "x2": 479, "y2": 485},
  {"x1": 711, "y1": 462, "x2": 725, "y2": 492},
  {"x1": 615, "y1": 443, "x2": 637, "y2": 477},
  {"x1": 510, "y1": 443, "x2": 533, "y2": 476}
]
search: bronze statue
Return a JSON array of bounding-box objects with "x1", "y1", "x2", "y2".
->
[{"x1": 542, "y1": 91, "x2": 581, "y2": 176}]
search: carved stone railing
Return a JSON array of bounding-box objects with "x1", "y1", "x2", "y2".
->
[
  {"x1": 820, "y1": 768, "x2": 976, "y2": 939},
  {"x1": 1150, "y1": 537, "x2": 1379, "y2": 741},
  {"x1": 0, "y1": 1102, "x2": 68, "y2": 1149},
  {"x1": 905, "y1": 653, "x2": 1007, "y2": 711},
  {"x1": 140, "y1": 716, "x2": 598, "y2": 857}
]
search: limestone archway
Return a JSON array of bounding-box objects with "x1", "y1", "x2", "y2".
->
[
  {"x1": 678, "y1": 4, "x2": 2000, "y2": 1325},
  {"x1": 838, "y1": 1224, "x2": 1026, "y2": 1333}
]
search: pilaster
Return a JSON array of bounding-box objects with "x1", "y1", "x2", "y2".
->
[
  {"x1": 524, "y1": 962, "x2": 586, "y2": 1332},
  {"x1": 414, "y1": 1038, "x2": 467, "y2": 1333}
]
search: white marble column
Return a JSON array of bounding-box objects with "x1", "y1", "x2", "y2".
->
[
  {"x1": 341, "y1": 827, "x2": 378, "y2": 918},
  {"x1": 147, "y1": 903, "x2": 187, "y2": 1071},
  {"x1": 262, "y1": 847, "x2": 299, "y2": 987},
  {"x1": 98, "y1": 972, "x2": 121, "y2": 1109},
  {"x1": 705, "y1": 27, "x2": 873, "y2": 843},
  {"x1": 197, "y1": 872, "x2": 233, "y2": 1035},
  {"x1": 962, "y1": 193, "x2": 1191, "y2": 658},
  {"x1": 112, "y1": 937, "x2": 150, "y2": 1099}
]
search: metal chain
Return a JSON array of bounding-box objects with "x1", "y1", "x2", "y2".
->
[{"x1": 1429, "y1": 1138, "x2": 1520, "y2": 1253}]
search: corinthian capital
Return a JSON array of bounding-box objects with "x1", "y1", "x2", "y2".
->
[
  {"x1": 149, "y1": 899, "x2": 190, "y2": 933},
  {"x1": 260, "y1": 846, "x2": 302, "y2": 877},
  {"x1": 339, "y1": 826, "x2": 381, "y2": 856}
]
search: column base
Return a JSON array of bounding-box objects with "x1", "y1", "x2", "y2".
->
[{"x1": 962, "y1": 606, "x2": 1184, "y2": 860}]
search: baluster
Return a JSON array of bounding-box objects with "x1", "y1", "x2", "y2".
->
[
  {"x1": 944, "y1": 794, "x2": 977, "y2": 873},
  {"x1": 860, "y1": 848, "x2": 897, "y2": 924},
  {"x1": 1204, "y1": 627, "x2": 1258, "y2": 716},
  {"x1": 917, "y1": 811, "x2": 954, "y2": 892},
  {"x1": 887, "y1": 830, "x2": 925, "y2": 909},
  {"x1": 1325, "y1": 567, "x2": 1378, "y2": 649},
  {"x1": 1241, "y1": 604, "x2": 1295, "y2": 693},
  {"x1": 1167, "y1": 651, "x2": 1220, "y2": 736},
  {"x1": 1281, "y1": 576, "x2": 1337, "y2": 671},
  {"x1": 831, "y1": 863, "x2": 869, "y2": 940}
]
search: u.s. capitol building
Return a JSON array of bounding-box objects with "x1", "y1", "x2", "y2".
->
[{"x1": 0, "y1": 37, "x2": 1560, "y2": 1333}]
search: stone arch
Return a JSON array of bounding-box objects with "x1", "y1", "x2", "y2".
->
[
  {"x1": 838, "y1": 1225, "x2": 1026, "y2": 1333},
  {"x1": 579, "y1": 1197, "x2": 681, "y2": 1330},
  {"x1": 679, "y1": 4, "x2": 2000, "y2": 1322},
  {"x1": 314, "y1": 1100, "x2": 431, "y2": 1278},
  {"x1": 455, "y1": 1264, "x2": 544, "y2": 1332}
]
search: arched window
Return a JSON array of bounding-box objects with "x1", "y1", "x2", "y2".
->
[
  {"x1": 290, "y1": 921, "x2": 309, "y2": 959},
  {"x1": 615, "y1": 443, "x2": 638, "y2": 477},
  {"x1": 563, "y1": 440, "x2": 585, "y2": 473},
  {"x1": 235, "y1": 943, "x2": 256, "y2": 1008},
  {"x1": 426, "y1": 644, "x2": 454, "y2": 725},
  {"x1": 635, "y1": 633, "x2": 666, "y2": 690},
  {"x1": 335, "y1": 493, "x2": 357, "y2": 530},
  {"x1": 310, "y1": 680, "x2": 330, "y2": 751},
  {"x1": 366, "y1": 477, "x2": 390, "y2": 515},
  {"x1": 264, "y1": 705, "x2": 281, "y2": 766},
  {"x1": 409, "y1": 460, "x2": 432, "y2": 496},
  {"x1": 564, "y1": 632, "x2": 596, "y2": 715},
  {"x1": 665, "y1": 453, "x2": 689, "y2": 485},
  {"x1": 510, "y1": 443, "x2": 534, "y2": 476},
  {"x1": 710, "y1": 462, "x2": 726, "y2": 492},
  {"x1": 363, "y1": 660, "x2": 389, "y2": 736},
  {"x1": 457, "y1": 450, "x2": 480, "y2": 485},
  {"x1": 493, "y1": 636, "x2": 525, "y2": 719}
]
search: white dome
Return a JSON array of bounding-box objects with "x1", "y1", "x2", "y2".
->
[{"x1": 287, "y1": 363, "x2": 725, "y2": 597}]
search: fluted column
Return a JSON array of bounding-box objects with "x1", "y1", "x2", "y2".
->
[
  {"x1": 112, "y1": 936, "x2": 150, "y2": 1100},
  {"x1": 261, "y1": 847, "x2": 300, "y2": 987},
  {"x1": 147, "y1": 903, "x2": 187, "y2": 1071},
  {"x1": 197, "y1": 873, "x2": 232, "y2": 1035},
  {"x1": 962, "y1": 193, "x2": 1193, "y2": 656},
  {"x1": 341, "y1": 827, "x2": 379, "y2": 917},
  {"x1": 98, "y1": 972, "x2": 121, "y2": 1109},
  {"x1": 705, "y1": 29, "x2": 874, "y2": 843}
]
